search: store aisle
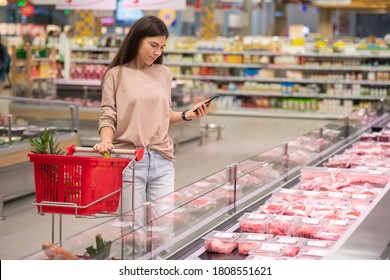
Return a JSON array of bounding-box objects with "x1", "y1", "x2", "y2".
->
[{"x1": 0, "y1": 115, "x2": 329, "y2": 260}]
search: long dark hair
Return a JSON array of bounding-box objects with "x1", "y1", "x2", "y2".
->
[
  {"x1": 101, "y1": 15, "x2": 169, "y2": 88},
  {"x1": 111, "y1": 15, "x2": 168, "y2": 68}
]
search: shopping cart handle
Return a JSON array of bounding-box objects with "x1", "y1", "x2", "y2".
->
[{"x1": 66, "y1": 145, "x2": 144, "y2": 161}]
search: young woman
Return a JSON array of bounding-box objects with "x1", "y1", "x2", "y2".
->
[
  {"x1": 0, "y1": 35, "x2": 10, "y2": 94},
  {"x1": 94, "y1": 15, "x2": 210, "y2": 214}
]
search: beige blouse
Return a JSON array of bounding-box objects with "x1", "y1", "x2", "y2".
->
[{"x1": 98, "y1": 64, "x2": 175, "y2": 162}]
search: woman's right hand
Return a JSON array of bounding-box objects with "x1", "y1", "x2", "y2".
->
[{"x1": 93, "y1": 141, "x2": 114, "y2": 156}]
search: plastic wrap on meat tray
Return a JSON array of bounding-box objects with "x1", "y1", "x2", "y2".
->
[
  {"x1": 203, "y1": 231, "x2": 240, "y2": 254},
  {"x1": 238, "y1": 213, "x2": 270, "y2": 233},
  {"x1": 360, "y1": 131, "x2": 390, "y2": 143},
  {"x1": 314, "y1": 227, "x2": 346, "y2": 241},
  {"x1": 237, "y1": 233, "x2": 274, "y2": 255},
  {"x1": 299, "y1": 167, "x2": 390, "y2": 190},
  {"x1": 268, "y1": 188, "x2": 323, "y2": 204},
  {"x1": 245, "y1": 255, "x2": 290, "y2": 260},
  {"x1": 350, "y1": 142, "x2": 390, "y2": 156},
  {"x1": 291, "y1": 217, "x2": 325, "y2": 239},
  {"x1": 301, "y1": 239, "x2": 335, "y2": 249},
  {"x1": 266, "y1": 215, "x2": 297, "y2": 236},
  {"x1": 258, "y1": 201, "x2": 289, "y2": 215},
  {"x1": 296, "y1": 247, "x2": 330, "y2": 259},
  {"x1": 272, "y1": 236, "x2": 306, "y2": 246},
  {"x1": 249, "y1": 242, "x2": 301, "y2": 258}
]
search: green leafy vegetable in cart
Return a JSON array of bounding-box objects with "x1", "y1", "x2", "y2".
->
[
  {"x1": 27, "y1": 128, "x2": 63, "y2": 155},
  {"x1": 85, "y1": 234, "x2": 112, "y2": 259}
]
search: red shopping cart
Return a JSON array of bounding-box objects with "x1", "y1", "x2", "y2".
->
[{"x1": 29, "y1": 145, "x2": 144, "y2": 216}]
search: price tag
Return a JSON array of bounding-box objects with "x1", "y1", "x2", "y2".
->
[
  {"x1": 260, "y1": 243, "x2": 283, "y2": 252},
  {"x1": 275, "y1": 215, "x2": 294, "y2": 221},
  {"x1": 303, "y1": 191, "x2": 321, "y2": 196},
  {"x1": 277, "y1": 237, "x2": 301, "y2": 244},
  {"x1": 214, "y1": 232, "x2": 236, "y2": 239},
  {"x1": 307, "y1": 240, "x2": 330, "y2": 248},
  {"x1": 302, "y1": 218, "x2": 320, "y2": 224},
  {"x1": 248, "y1": 213, "x2": 267, "y2": 220},
  {"x1": 302, "y1": 249, "x2": 328, "y2": 257},
  {"x1": 247, "y1": 234, "x2": 269, "y2": 241},
  {"x1": 328, "y1": 219, "x2": 348, "y2": 226}
]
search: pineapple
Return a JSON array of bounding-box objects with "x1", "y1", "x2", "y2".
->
[{"x1": 27, "y1": 128, "x2": 63, "y2": 155}]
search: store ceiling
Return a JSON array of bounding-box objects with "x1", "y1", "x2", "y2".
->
[{"x1": 313, "y1": 0, "x2": 390, "y2": 9}]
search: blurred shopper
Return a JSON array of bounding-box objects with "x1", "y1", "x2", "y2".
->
[
  {"x1": 93, "y1": 15, "x2": 211, "y2": 214},
  {"x1": 0, "y1": 35, "x2": 11, "y2": 94}
]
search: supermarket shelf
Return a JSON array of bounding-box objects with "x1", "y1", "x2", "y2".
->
[
  {"x1": 165, "y1": 49, "x2": 390, "y2": 58},
  {"x1": 267, "y1": 65, "x2": 390, "y2": 72},
  {"x1": 71, "y1": 46, "x2": 119, "y2": 52},
  {"x1": 31, "y1": 76, "x2": 55, "y2": 81},
  {"x1": 55, "y1": 78, "x2": 101, "y2": 87},
  {"x1": 173, "y1": 74, "x2": 390, "y2": 85},
  {"x1": 210, "y1": 108, "x2": 346, "y2": 120},
  {"x1": 215, "y1": 90, "x2": 388, "y2": 100},
  {"x1": 72, "y1": 59, "x2": 111, "y2": 64},
  {"x1": 166, "y1": 62, "x2": 390, "y2": 72},
  {"x1": 165, "y1": 62, "x2": 263, "y2": 68},
  {"x1": 31, "y1": 57, "x2": 53, "y2": 63}
]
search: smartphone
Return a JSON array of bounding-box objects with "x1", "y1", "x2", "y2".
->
[{"x1": 193, "y1": 95, "x2": 219, "y2": 113}]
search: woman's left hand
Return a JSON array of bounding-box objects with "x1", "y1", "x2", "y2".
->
[{"x1": 186, "y1": 99, "x2": 210, "y2": 120}]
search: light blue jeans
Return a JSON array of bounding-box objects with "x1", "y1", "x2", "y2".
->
[{"x1": 121, "y1": 148, "x2": 175, "y2": 215}]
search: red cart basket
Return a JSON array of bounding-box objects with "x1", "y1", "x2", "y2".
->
[{"x1": 29, "y1": 146, "x2": 144, "y2": 216}]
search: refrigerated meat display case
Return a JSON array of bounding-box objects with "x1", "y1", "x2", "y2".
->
[{"x1": 23, "y1": 109, "x2": 390, "y2": 260}]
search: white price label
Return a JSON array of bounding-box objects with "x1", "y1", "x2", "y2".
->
[
  {"x1": 214, "y1": 232, "x2": 235, "y2": 239},
  {"x1": 275, "y1": 215, "x2": 294, "y2": 221},
  {"x1": 329, "y1": 219, "x2": 348, "y2": 226},
  {"x1": 302, "y1": 249, "x2": 329, "y2": 257},
  {"x1": 303, "y1": 191, "x2": 321, "y2": 196},
  {"x1": 307, "y1": 240, "x2": 330, "y2": 248},
  {"x1": 260, "y1": 243, "x2": 283, "y2": 252},
  {"x1": 302, "y1": 218, "x2": 320, "y2": 224},
  {"x1": 352, "y1": 194, "x2": 369, "y2": 199},
  {"x1": 277, "y1": 237, "x2": 301, "y2": 244},
  {"x1": 328, "y1": 192, "x2": 345, "y2": 198},
  {"x1": 247, "y1": 234, "x2": 268, "y2": 241},
  {"x1": 248, "y1": 213, "x2": 267, "y2": 220}
]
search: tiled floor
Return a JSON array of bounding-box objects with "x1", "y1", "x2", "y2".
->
[{"x1": 0, "y1": 114, "x2": 329, "y2": 259}]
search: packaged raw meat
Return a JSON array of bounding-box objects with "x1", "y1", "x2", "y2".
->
[
  {"x1": 291, "y1": 217, "x2": 324, "y2": 239},
  {"x1": 245, "y1": 255, "x2": 290, "y2": 260},
  {"x1": 266, "y1": 215, "x2": 296, "y2": 236},
  {"x1": 238, "y1": 213, "x2": 270, "y2": 233},
  {"x1": 314, "y1": 227, "x2": 346, "y2": 241},
  {"x1": 301, "y1": 239, "x2": 335, "y2": 249},
  {"x1": 296, "y1": 247, "x2": 330, "y2": 259},
  {"x1": 203, "y1": 231, "x2": 240, "y2": 254},
  {"x1": 258, "y1": 202, "x2": 289, "y2": 215},
  {"x1": 272, "y1": 236, "x2": 306, "y2": 246},
  {"x1": 250, "y1": 242, "x2": 300, "y2": 257},
  {"x1": 307, "y1": 205, "x2": 337, "y2": 219},
  {"x1": 237, "y1": 233, "x2": 273, "y2": 255},
  {"x1": 300, "y1": 167, "x2": 389, "y2": 189},
  {"x1": 268, "y1": 188, "x2": 305, "y2": 203},
  {"x1": 284, "y1": 204, "x2": 312, "y2": 217}
]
